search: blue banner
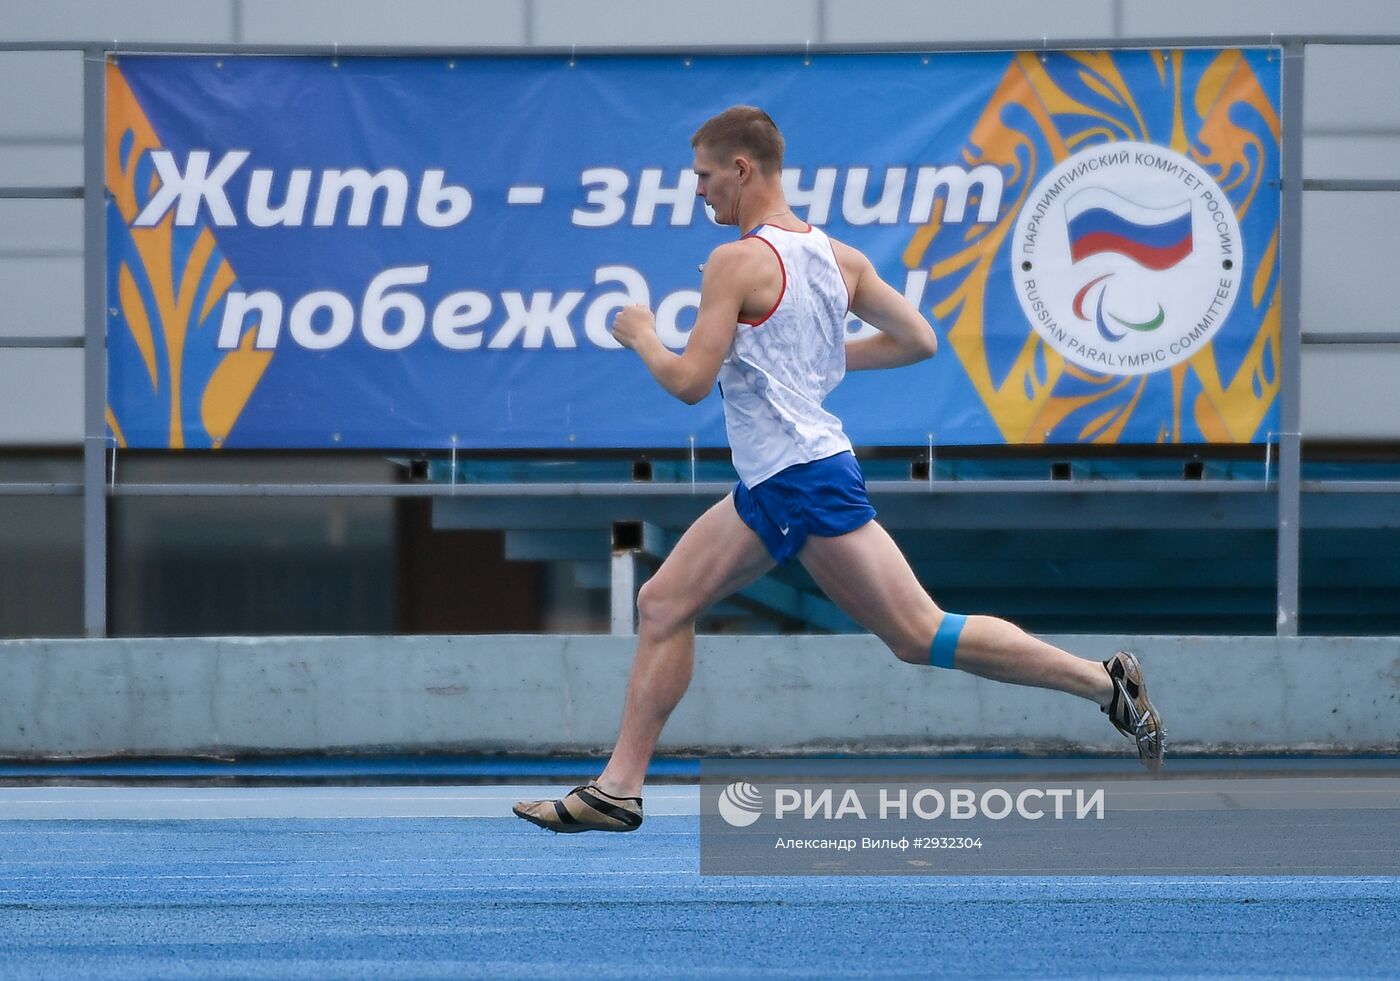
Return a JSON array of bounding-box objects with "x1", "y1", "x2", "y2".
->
[{"x1": 106, "y1": 51, "x2": 1281, "y2": 449}]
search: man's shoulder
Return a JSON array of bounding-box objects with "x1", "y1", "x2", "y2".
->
[
  {"x1": 704, "y1": 238, "x2": 780, "y2": 285},
  {"x1": 708, "y1": 237, "x2": 773, "y2": 264},
  {"x1": 825, "y1": 236, "x2": 872, "y2": 280},
  {"x1": 824, "y1": 234, "x2": 864, "y2": 263}
]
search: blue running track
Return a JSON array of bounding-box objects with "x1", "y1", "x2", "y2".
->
[{"x1": 2, "y1": 778, "x2": 1398, "y2": 979}]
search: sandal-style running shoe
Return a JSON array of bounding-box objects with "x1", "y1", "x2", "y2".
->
[{"x1": 513, "y1": 783, "x2": 644, "y2": 833}]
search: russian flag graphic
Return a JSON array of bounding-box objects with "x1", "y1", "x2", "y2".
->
[{"x1": 1065, "y1": 187, "x2": 1194, "y2": 271}]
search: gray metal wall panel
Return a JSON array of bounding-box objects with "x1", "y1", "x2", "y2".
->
[
  {"x1": 1301, "y1": 192, "x2": 1400, "y2": 338},
  {"x1": 532, "y1": 0, "x2": 820, "y2": 46},
  {"x1": 1305, "y1": 135, "x2": 1400, "y2": 180},
  {"x1": 0, "y1": 258, "x2": 83, "y2": 337},
  {"x1": 0, "y1": 147, "x2": 81, "y2": 187},
  {"x1": 239, "y1": 0, "x2": 527, "y2": 46},
  {"x1": 0, "y1": 199, "x2": 82, "y2": 252},
  {"x1": 0, "y1": 51, "x2": 81, "y2": 133},
  {"x1": 1122, "y1": 0, "x2": 1400, "y2": 35},
  {"x1": 825, "y1": 0, "x2": 1115, "y2": 44},
  {"x1": 1305, "y1": 46, "x2": 1400, "y2": 128},
  {"x1": 1299, "y1": 46, "x2": 1400, "y2": 183},
  {"x1": 0, "y1": 47, "x2": 81, "y2": 192},
  {"x1": 2, "y1": 0, "x2": 235, "y2": 43},
  {"x1": 1301, "y1": 347, "x2": 1400, "y2": 440},
  {"x1": 1302, "y1": 46, "x2": 1400, "y2": 179},
  {"x1": 0, "y1": 349, "x2": 83, "y2": 443}
]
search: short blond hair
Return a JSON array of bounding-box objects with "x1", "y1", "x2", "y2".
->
[{"x1": 691, "y1": 106, "x2": 784, "y2": 174}]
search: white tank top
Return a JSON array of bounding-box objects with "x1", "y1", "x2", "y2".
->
[{"x1": 717, "y1": 223, "x2": 853, "y2": 488}]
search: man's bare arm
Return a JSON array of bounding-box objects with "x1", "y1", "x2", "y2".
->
[
  {"x1": 611, "y1": 241, "x2": 760, "y2": 404},
  {"x1": 834, "y1": 242, "x2": 938, "y2": 371}
]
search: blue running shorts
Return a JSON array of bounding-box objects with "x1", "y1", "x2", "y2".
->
[{"x1": 732, "y1": 451, "x2": 878, "y2": 563}]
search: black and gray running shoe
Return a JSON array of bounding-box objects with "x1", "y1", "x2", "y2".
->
[{"x1": 1102, "y1": 650, "x2": 1165, "y2": 772}]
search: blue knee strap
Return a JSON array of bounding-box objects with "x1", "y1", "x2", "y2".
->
[{"x1": 929, "y1": 613, "x2": 966, "y2": 669}]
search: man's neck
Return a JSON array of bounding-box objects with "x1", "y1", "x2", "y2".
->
[{"x1": 739, "y1": 194, "x2": 798, "y2": 235}]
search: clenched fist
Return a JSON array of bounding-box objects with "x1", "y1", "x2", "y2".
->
[{"x1": 611, "y1": 305, "x2": 656, "y2": 351}]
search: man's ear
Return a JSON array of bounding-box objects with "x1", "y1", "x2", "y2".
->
[{"x1": 734, "y1": 155, "x2": 752, "y2": 184}]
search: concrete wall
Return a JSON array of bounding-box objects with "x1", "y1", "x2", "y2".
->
[
  {"x1": 3, "y1": 1, "x2": 1400, "y2": 443},
  {"x1": 2, "y1": 633, "x2": 1396, "y2": 759}
]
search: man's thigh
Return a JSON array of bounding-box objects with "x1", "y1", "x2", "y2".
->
[
  {"x1": 644, "y1": 493, "x2": 776, "y2": 621},
  {"x1": 797, "y1": 520, "x2": 940, "y2": 656}
]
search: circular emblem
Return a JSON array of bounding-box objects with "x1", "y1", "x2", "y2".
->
[
  {"x1": 717, "y1": 781, "x2": 765, "y2": 827},
  {"x1": 1011, "y1": 141, "x2": 1242, "y2": 376}
]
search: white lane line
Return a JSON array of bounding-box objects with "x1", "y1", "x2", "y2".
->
[
  {"x1": 1, "y1": 878, "x2": 1396, "y2": 894},
  {"x1": 0, "y1": 786, "x2": 697, "y2": 799},
  {"x1": 0, "y1": 785, "x2": 702, "y2": 820},
  {"x1": 0, "y1": 869, "x2": 699, "y2": 881}
]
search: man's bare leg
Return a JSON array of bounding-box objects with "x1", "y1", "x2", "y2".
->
[
  {"x1": 798, "y1": 520, "x2": 1114, "y2": 703},
  {"x1": 593, "y1": 495, "x2": 774, "y2": 799}
]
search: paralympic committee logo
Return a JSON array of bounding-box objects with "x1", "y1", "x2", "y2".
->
[{"x1": 1011, "y1": 141, "x2": 1243, "y2": 376}]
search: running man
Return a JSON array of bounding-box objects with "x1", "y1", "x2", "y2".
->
[{"x1": 515, "y1": 106, "x2": 1163, "y2": 834}]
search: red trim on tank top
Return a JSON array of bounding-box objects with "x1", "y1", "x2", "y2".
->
[{"x1": 738, "y1": 233, "x2": 786, "y2": 327}]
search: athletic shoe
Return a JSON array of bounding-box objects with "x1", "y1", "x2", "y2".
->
[
  {"x1": 513, "y1": 783, "x2": 644, "y2": 833},
  {"x1": 1101, "y1": 650, "x2": 1165, "y2": 772}
]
